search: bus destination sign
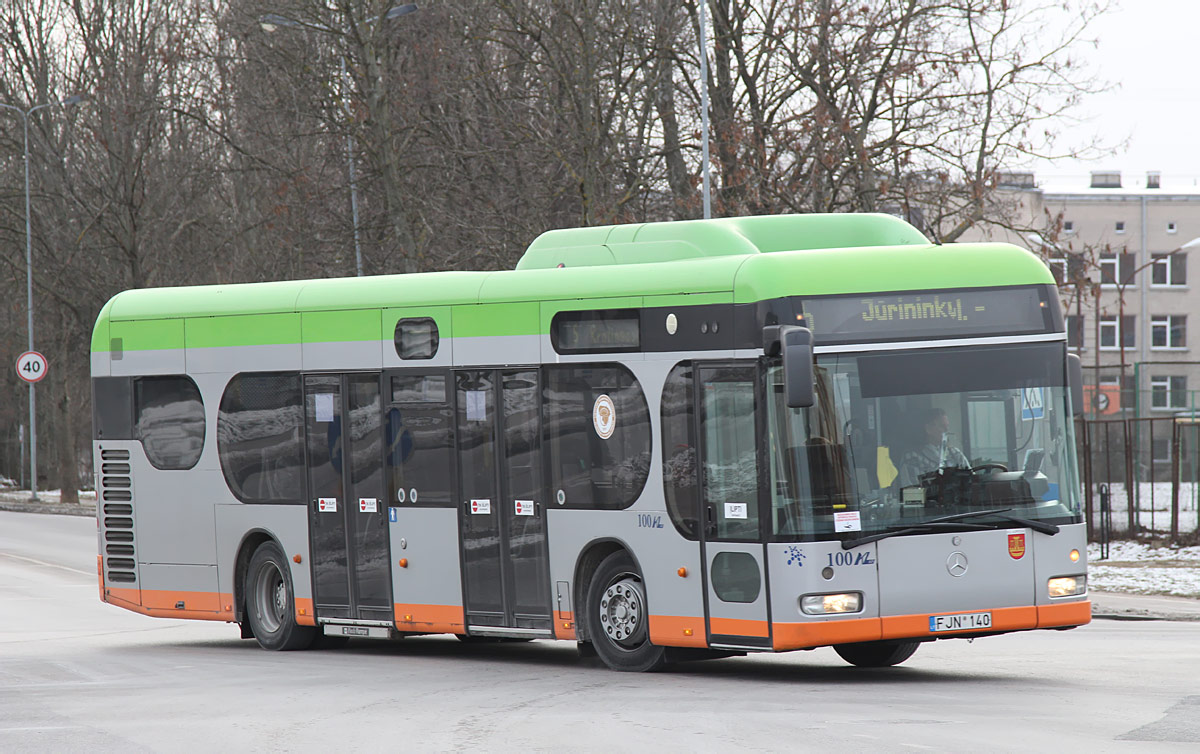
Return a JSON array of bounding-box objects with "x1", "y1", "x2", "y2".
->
[{"x1": 799, "y1": 287, "x2": 1052, "y2": 343}]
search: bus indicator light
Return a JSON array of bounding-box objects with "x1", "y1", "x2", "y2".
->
[
  {"x1": 293, "y1": 554, "x2": 302, "y2": 564},
  {"x1": 1008, "y1": 534, "x2": 1026, "y2": 560},
  {"x1": 677, "y1": 567, "x2": 687, "y2": 578},
  {"x1": 1070, "y1": 549, "x2": 1080, "y2": 562}
]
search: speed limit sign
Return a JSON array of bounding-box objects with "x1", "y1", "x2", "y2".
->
[{"x1": 16, "y1": 351, "x2": 47, "y2": 384}]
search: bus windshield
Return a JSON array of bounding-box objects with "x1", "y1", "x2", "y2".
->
[{"x1": 767, "y1": 341, "x2": 1082, "y2": 541}]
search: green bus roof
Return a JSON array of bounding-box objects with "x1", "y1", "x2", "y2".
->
[{"x1": 92, "y1": 214, "x2": 1055, "y2": 351}]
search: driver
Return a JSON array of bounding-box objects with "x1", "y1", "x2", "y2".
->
[{"x1": 898, "y1": 408, "x2": 969, "y2": 486}]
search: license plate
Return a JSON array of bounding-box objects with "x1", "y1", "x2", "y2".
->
[{"x1": 928, "y1": 612, "x2": 992, "y2": 632}]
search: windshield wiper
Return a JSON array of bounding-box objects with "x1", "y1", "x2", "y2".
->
[
  {"x1": 927, "y1": 508, "x2": 1060, "y2": 537},
  {"x1": 840, "y1": 507, "x2": 1060, "y2": 550}
]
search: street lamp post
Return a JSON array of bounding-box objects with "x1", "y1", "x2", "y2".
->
[
  {"x1": 261, "y1": 4, "x2": 418, "y2": 277},
  {"x1": 0, "y1": 94, "x2": 85, "y2": 501},
  {"x1": 697, "y1": 0, "x2": 712, "y2": 219}
]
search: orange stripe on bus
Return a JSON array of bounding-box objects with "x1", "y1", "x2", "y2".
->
[
  {"x1": 709, "y1": 616, "x2": 770, "y2": 638},
  {"x1": 96, "y1": 556, "x2": 105, "y2": 602},
  {"x1": 554, "y1": 610, "x2": 576, "y2": 640},
  {"x1": 881, "y1": 605, "x2": 1039, "y2": 639},
  {"x1": 1038, "y1": 600, "x2": 1091, "y2": 628},
  {"x1": 394, "y1": 603, "x2": 465, "y2": 634},
  {"x1": 772, "y1": 618, "x2": 882, "y2": 651},
  {"x1": 294, "y1": 598, "x2": 315, "y2": 626},
  {"x1": 105, "y1": 587, "x2": 234, "y2": 622},
  {"x1": 648, "y1": 615, "x2": 707, "y2": 648}
]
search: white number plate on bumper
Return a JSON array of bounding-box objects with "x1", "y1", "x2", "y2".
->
[{"x1": 929, "y1": 612, "x2": 992, "y2": 632}]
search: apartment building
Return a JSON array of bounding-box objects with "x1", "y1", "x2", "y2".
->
[{"x1": 958, "y1": 170, "x2": 1200, "y2": 418}]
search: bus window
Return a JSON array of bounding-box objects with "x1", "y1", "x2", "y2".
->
[
  {"x1": 699, "y1": 365, "x2": 760, "y2": 541},
  {"x1": 544, "y1": 365, "x2": 650, "y2": 510},
  {"x1": 394, "y1": 318, "x2": 439, "y2": 360},
  {"x1": 387, "y1": 373, "x2": 453, "y2": 506},
  {"x1": 135, "y1": 376, "x2": 205, "y2": 470},
  {"x1": 661, "y1": 363, "x2": 698, "y2": 538},
  {"x1": 217, "y1": 372, "x2": 305, "y2": 504}
]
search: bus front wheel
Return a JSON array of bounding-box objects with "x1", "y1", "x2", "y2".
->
[
  {"x1": 245, "y1": 541, "x2": 315, "y2": 651},
  {"x1": 833, "y1": 640, "x2": 919, "y2": 668},
  {"x1": 585, "y1": 551, "x2": 666, "y2": 672}
]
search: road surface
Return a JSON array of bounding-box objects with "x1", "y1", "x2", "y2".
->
[{"x1": 1, "y1": 510, "x2": 1197, "y2": 751}]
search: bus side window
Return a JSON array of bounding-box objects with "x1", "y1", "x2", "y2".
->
[
  {"x1": 135, "y1": 376, "x2": 205, "y2": 470},
  {"x1": 544, "y1": 365, "x2": 651, "y2": 510},
  {"x1": 217, "y1": 372, "x2": 305, "y2": 504},
  {"x1": 387, "y1": 373, "x2": 453, "y2": 506},
  {"x1": 662, "y1": 363, "x2": 698, "y2": 539}
]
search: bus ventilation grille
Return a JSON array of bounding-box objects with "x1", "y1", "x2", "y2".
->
[{"x1": 100, "y1": 449, "x2": 136, "y2": 584}]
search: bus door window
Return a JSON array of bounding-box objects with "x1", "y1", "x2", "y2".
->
[
  {"x1": 386, "y1": 372, "x2": 453, "y2": 507},
  {"x1": 699, "y1": 365, "x2": 760, "y2": 541}
]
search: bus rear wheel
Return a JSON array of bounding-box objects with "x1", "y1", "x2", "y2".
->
[
  {"x1": 245, "y1": 541, "x2": 315, "y2": 651},
  {"x1": 833, "y1": 640, "x2": 919, "y2": 668},
  {"x1": 585, "y1": 551, "x2": 666, "y2": 672}
]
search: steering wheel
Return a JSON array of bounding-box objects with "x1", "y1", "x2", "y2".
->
[{"x1": 970, "y1": 463, "x2": 1008, "y2": 474}]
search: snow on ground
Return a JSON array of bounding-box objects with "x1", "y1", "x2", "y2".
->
[
  {"x1": 1088, "y1": 482, "x2": 1200, "y2": 535},
  {"x1": 1088, "y1": 540, "x2": 1200, "y2": 598},
  {"x1": 0, "y1": 488, "x2": 97, "y2": 501}
]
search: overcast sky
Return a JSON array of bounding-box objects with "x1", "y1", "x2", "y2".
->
[{"x1": 1027, "y1": 1, "x2": 1200, "y2": 190}]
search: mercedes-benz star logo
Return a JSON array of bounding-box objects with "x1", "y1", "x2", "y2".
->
[{"x1": 946, "y1": 551, "x2": 969, "y2": 577}]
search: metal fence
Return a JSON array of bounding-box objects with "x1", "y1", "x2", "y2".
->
[{"x1": 1078, "y1": 415, "x2": 1200, "y2": 543}]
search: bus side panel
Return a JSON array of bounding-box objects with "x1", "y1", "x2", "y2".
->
[
  {"x1": 766, "y1": 542, "x2": 883, "y2": 651},
  {"x1": 131, "y1": 372, "x2": 225, "y2": 569},
  {"x1": 215, "y1": 503, "x2": 313, "y2": 626},
  {"x1": 452, "y1": 303, "x2": 540, "y2": 365},
  {"x1": 1032, "y1": 522, "x2": 1090, "y2": 626},
  {"x1": 389, "y1": 507, "x2": 465, "y2": 633},
  {"x1": 108, "y1": 319, "x2": 185, "y2": 376},
  {"x1": 301, "y1": 309, "x2": 384, "y2": 371},
  {"x1": 546, "y1": 510, "x2": 706, "y2": 648}
]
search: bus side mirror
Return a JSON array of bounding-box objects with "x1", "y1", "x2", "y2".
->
[
  {"x1": 1067, "y1": 353, "x2": 1083, "y2": 416},
  {"x1": 764, "y1": 325, "x2": 815, "y2": 408}
]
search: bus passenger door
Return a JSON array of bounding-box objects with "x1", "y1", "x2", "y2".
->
[
  {"x1": 456, "y1": 369, "x2": 553, "y2": 635},
  {"x1": 305, "y1": 373, "x2": 392, "y2": 624},
  {"x1": 697, "y1": 364, "x2": 772, "y2": 650}
]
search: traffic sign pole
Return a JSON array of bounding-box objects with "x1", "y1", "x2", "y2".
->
[{"x1": 15, "y1": 350, "x2": 47, "y2": 501}]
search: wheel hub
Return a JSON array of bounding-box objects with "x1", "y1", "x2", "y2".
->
[{"x1": 600, "y1": 577, "x2": 645, "y2": 648}]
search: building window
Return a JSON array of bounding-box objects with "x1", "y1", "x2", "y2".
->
[
  {"x1": 217, "y1": 372, "x2": 305, "y2": 504},
  {"x1": 1151, "y1": 253, "x2": 1187, "y2": 286},
  {"x1": 1063, "y1": 220, "x2": 1074, "y2": 233},
  {"x1": 1048, "y1": 253, "x2": 1086, "y2": 286},
  {"x1": 1168, "y1": 222, "x2": 1178, "y2": 234},
  {"x1": 545, "y1": 364, "x2": 651, "y2": 510},
  {"x1": 1100, "y1": 253, "x2": 1136, "y2": 286},
  {"x1": 1066, "y1": 315, "x2": 1084, "y2": 350},
  {"x1": 1151, "y1": 376, "x2": 1188, "y2": 410},
  {"x1": 1099, "y1": 315, "x2": 1136, "y2": 350},
  {"x1": 135, "y1": 376, "x2": 205, "y2": 470},
  {"x1": 394, "y1": 318, "x2": 439, "y2": 360},
  {"x1": 1115, "y1": 221, "x2": 1126, "y2": 234},
  {"x1": 1151, "y1": 315, "x2": 1187, "y2": 349},
  {"x1": 661, "y1": 363, "x2": 698, "y2": 539}
]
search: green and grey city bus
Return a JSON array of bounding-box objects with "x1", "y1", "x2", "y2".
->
[{"x1": 91, "y1": 213, "x2": 1090, "y2": 671}]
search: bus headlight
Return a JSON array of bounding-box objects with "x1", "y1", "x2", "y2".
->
[
  {"x1": 800, "y1": 592, "x2": 862, "y2": 615},
  {"x1": 1047, "y1": 575, "x2": 1087, "y2": 598}
]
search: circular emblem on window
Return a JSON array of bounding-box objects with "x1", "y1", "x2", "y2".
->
[
  {"x1": 593, "y1": 394, "x2": 616, "y2": 439},
  {"x1": 946, "y1": 551, "x2": 969, "y2": 577}
]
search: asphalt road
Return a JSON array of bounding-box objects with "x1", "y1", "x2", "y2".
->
[{"x1": 2, "y1": 510, "x2": 1198, "y2": 752}]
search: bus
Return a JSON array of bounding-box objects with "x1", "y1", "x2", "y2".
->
[{"x1": 91, "y1": 213, "x2": 1089, "y2": 671}]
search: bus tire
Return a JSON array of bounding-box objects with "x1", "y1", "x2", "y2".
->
[
  {"x1": 585, "y1": 551, "x2": 666, "y2": 672},
  {"x1": 245, "y1": 541, "x2": 315, "y2": 651},
  {"x1": 833, "y1": 640, "x2": 919, "y2": 668}
]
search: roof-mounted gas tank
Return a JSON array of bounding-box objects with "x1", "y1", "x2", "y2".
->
[{"x1": 515, "y1": 213, "x2": 930, "y2": 270}]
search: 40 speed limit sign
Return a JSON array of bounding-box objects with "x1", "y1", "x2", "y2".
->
[{"x1": 16, "y1": 351, "x2": 47, "y2": 384}]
